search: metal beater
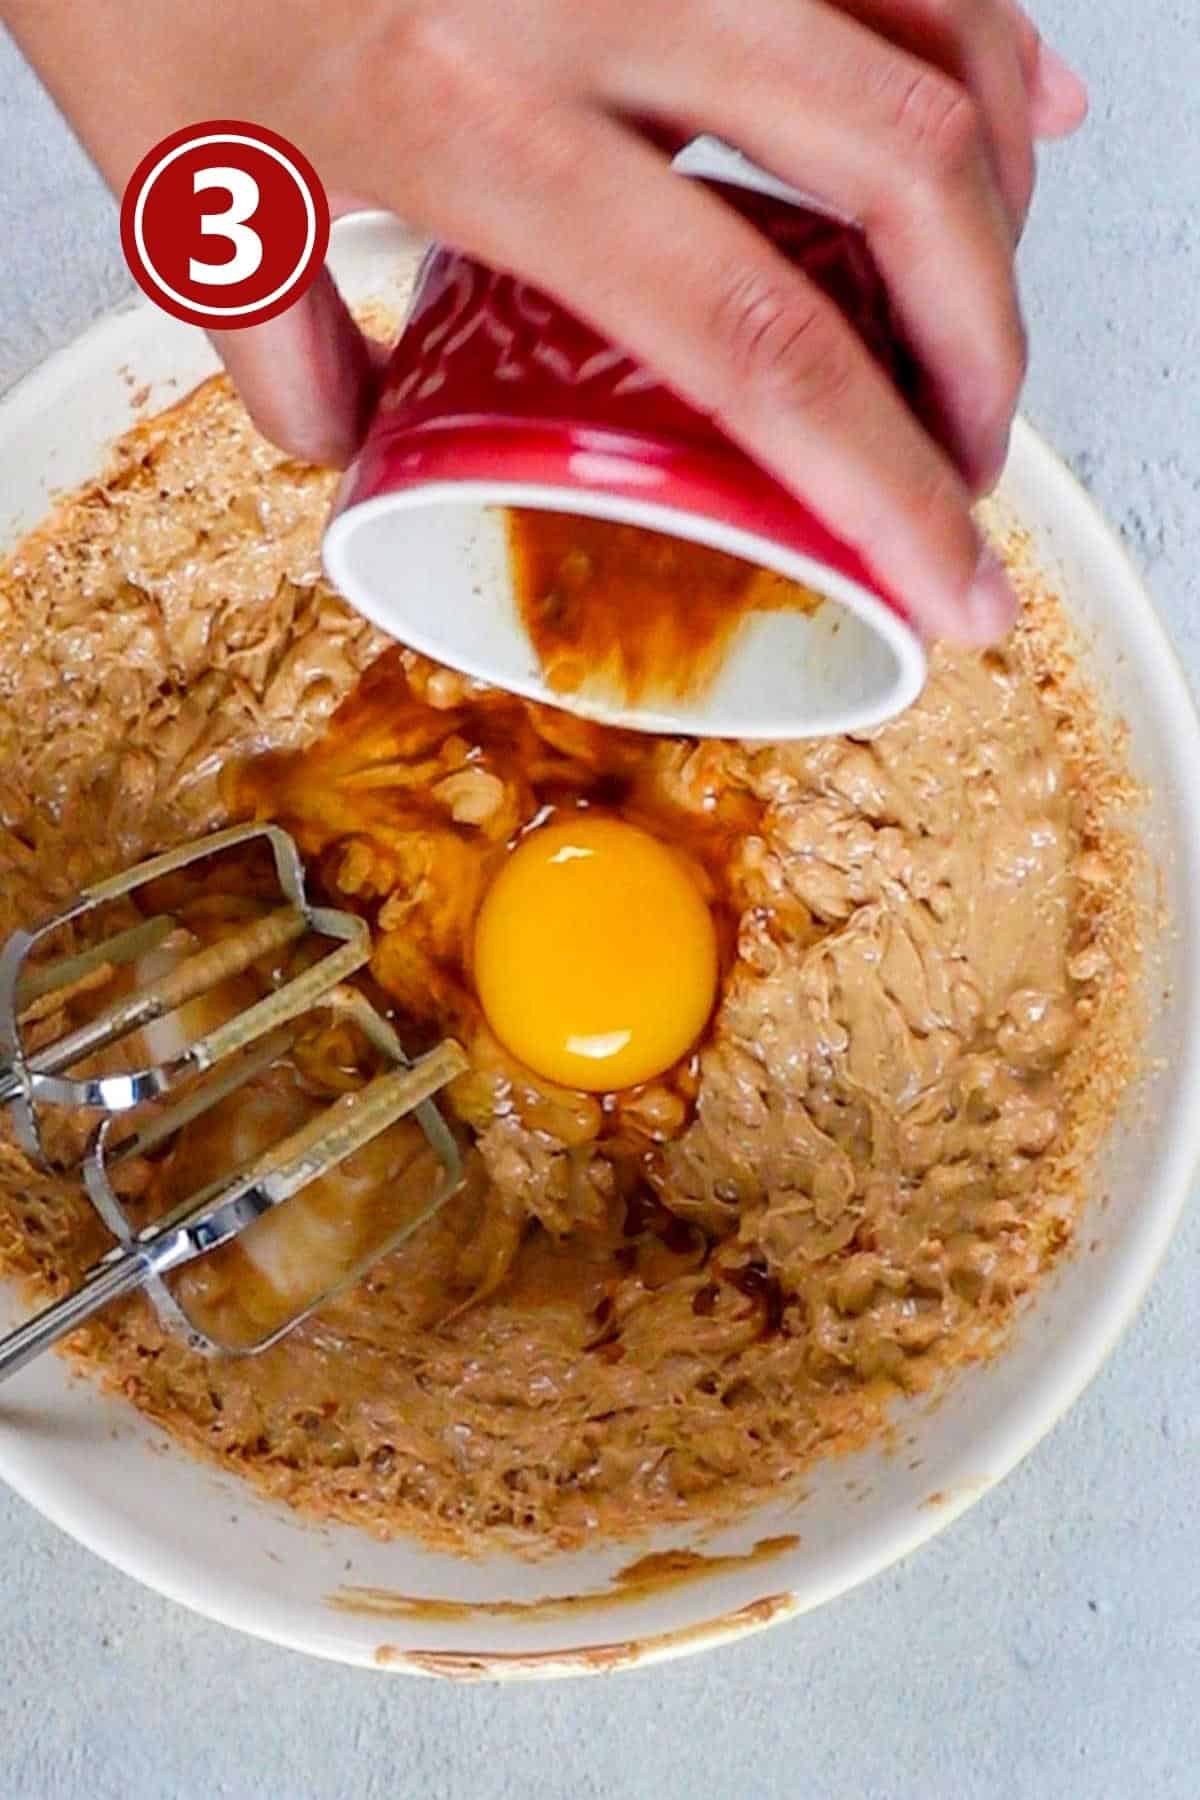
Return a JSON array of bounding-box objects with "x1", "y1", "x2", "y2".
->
[{"x1": 0, "y1": 824, "x2": 466, "y2": 1380}]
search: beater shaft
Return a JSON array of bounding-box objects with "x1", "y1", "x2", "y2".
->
[{"x1": 0, "y1": 1039, "x2": 467, "y2": 1384}]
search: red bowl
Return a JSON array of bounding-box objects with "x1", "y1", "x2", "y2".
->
[{"x1": 325, "y1": 139, "x2": 927, "y2": 738}]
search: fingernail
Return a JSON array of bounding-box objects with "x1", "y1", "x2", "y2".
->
[
  {"x1": 963, "y1": 547, "x2": 1019, "y2": 644},
  {"x1": 328, "y1": 190, "x2": 377, "y2": 221},
  {"x1": 975, "y1": 426, "x2": 1013, "y2": 499},
  {"x1": 1034, "y1": 44, "x2": 1090, "y2": 132}
]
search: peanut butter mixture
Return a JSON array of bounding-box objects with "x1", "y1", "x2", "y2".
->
[{"x1": 0, "y1": 377, "x2": 1140, "y2": 1553}]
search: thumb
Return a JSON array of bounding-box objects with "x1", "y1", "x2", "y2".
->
[{"x1": 209, "y1": 264, "x2": 379, "y2": 468}]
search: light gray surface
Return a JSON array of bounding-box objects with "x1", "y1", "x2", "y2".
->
[{"x1": 0, "y1": 8, "x2": 1197, "y2": 1797}]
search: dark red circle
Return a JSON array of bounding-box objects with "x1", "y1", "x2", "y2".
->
[{"x1": 120, "y1": 121, "x2": 330, "y2": 329}]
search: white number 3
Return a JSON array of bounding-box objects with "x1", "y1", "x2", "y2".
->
[{"x1": 189, "y1": 167, "x2": 263, "y2": 286}]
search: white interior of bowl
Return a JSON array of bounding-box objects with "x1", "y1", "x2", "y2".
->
[
  {"x1": 0, "y1": 213, "x2": 1197, "y2": 1679},
  {"x1": 323, "y1": 484, "x2": 924, "y2": 741}
]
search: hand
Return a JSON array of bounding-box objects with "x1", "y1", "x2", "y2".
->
[{"x1": 7, "y1": 0, "x2": 1087, "y2": 643}]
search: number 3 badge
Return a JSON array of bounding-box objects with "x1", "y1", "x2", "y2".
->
[{"x1": 120, "y1": 121, "x2": 331, "y2": 329}]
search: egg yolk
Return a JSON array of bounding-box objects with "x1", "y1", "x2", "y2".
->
[{"x1": 473, "y1": 817, "x2": 719, "y2": 1092}]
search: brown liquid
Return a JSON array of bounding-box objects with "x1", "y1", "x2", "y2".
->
[{"x1": 506, "y1": 509, "x2": 821, "y2": 702}]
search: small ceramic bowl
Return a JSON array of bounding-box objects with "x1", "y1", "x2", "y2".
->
[{"x1": 324, "y1": 138, "x2": 928, "y2": 739}]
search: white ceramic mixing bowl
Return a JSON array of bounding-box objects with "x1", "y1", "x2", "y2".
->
[{"x1": 0, "y1": 215, "x2": 1196, "y2": 1679}]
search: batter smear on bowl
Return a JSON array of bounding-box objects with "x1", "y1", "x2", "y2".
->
[{"x1": 0, "y1": 376, "x2": 1140, "y2": 1553}]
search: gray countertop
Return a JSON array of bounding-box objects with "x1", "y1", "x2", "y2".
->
[{"x1": 1, "y1": 6, "x2": 1197, "y2": 1796}]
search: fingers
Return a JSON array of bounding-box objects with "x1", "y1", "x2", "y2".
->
[
  {"x1": 831, "y1": 0, "x2": 1036, "y2": 228},
  {"x1": 1029, "y1": 38, "x2": 1089, "y2": 136},
  {"x1": 996, "y1": 3, "x2": 1089, "y2": 135},
  {"x1": 210, "y1": 267, "x2": 379, "y2": 467},
  {"x1": 1006, "y1": 10, "x2": 1090, "y2": 137},
  {"x1": 419, "y1": 101, "x2": 1013, "y2": 643},
  {"x1": 606, "y1": 0, "x2": 1025, "y2": 488}
]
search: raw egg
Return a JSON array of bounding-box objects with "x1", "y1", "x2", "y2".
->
[{"x1": 473, "y1": 816, "x2": 718, "y2": 1091}]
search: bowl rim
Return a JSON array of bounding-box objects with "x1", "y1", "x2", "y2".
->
[
  {"x1": 322, "y1": 474, "x2": 928, "y2": 740},
  {"x1": 0, "y1": 232, "x2": 1198, "y2": 1678}
]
